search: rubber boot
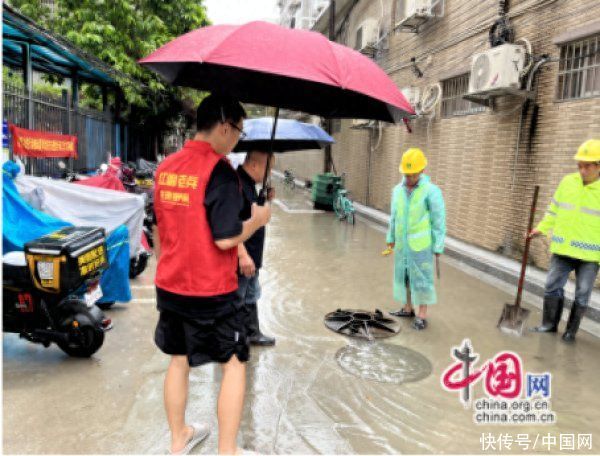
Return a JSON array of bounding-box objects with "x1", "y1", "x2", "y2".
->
[
  {"x1": 531, "y1": 296, "x2": 564, "y2": 333},
  {"x1": 246, "y1": 302, "x2": 275, "y2": 346},
  {"x1": 562, "y1": 304, "x2": 586, "y2": 343}
]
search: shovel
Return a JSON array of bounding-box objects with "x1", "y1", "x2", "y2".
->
[{"x1": 497, "y1": 185, "x2": 539, "y2": 336}]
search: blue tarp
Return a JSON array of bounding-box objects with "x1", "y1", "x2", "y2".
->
[
  {"x1": 3, "y1": 161, "x2": 69, "y2": 252},
  {"x1": 2, "y1": 161, "x2": 131, "y2": 303},
  {"x1": 98, "y1": 225, "x2": 131, "y2": 303}
]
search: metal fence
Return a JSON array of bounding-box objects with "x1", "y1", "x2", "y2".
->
[
  {"x1": 3, "y1": 80, "x2": 118, "y2": 177},
  {"x1": 74, "y1": 106, "x2": 114, "y2": 172}
]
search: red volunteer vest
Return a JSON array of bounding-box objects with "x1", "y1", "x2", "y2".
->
[{"x1": 154, "y1": 140, "x2": 238, "y2": 296}]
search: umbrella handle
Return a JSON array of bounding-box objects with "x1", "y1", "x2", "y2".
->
[
  {"x1": 257, "y1": 189, "x2": 266, "y2": 206},
  {"x1": 258, "y1": 108, "x2": 280, "y2": 205},
  {"x1": 257, "y1": 154, "x2": 271, "y2": 206}
]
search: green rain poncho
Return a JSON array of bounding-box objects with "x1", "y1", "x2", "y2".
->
[{"x1": 386, "y1": 175, "x2": 446, "y2": 305}]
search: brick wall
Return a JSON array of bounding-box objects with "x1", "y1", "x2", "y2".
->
[{"x1": 275, "y1": 0, "x2": 600, "y2": 279}]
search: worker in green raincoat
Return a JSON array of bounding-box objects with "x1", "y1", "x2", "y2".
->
[{"x1": 386, "y1": 148, "x2": 446, "y2": 330}]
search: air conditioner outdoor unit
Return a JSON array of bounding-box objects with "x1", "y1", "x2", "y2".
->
[
  {"x1": 398, "y1": 0, "x2": 435, "y2": 28},
  {"x1": 351, "y1": 119, "x2": 372, "y2": 128},
  {"x1": 468, "y1": 44, "x2": 525, "y2": 94},
  {"x1": 401, "y1": 87, "x2": 421, "y2": 109},
  {"x1": 355, "y1": 18, "x2": 380, "y2": 52}
]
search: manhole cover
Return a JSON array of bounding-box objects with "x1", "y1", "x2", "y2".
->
[
  {"x1": 324, "y1": 309, "x2": 401, "y2": 340},
  {"x1": 335, "y1": 342, "x2": 432, "y2": 384}
]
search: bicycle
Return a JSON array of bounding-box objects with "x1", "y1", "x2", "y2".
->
[
  {"x1": 333, "y1": 173, "x2": 356, "y2": 225},
  {"x1": 283, "y1": 169, "x2": 296, "y2": 190}
]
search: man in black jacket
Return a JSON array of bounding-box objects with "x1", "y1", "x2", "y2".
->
[{"x1": 236, "y1": 150, "x2": 276, "y2": 346}]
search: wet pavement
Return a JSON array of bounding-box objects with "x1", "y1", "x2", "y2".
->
[{"x1": 4, "y1": 181, "x2": 600, "y2": 454}]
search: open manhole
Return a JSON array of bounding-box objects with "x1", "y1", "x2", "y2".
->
[
  {"x1": 324, "y1": 309, "x2": 401, "y2": 340},
  {"x1": 335, "y1": 342, "x2": 433, "y2": 384}
]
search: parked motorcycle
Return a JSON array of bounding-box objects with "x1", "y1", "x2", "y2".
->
[
  {"x1": 122, "y1": 165, "x2": 155, "y2": 251},
  {"x1": 141, "y1": 191, "x2": 155, "y2": 250},
  {"x1": 3, "y1": 226, "x2": 112, "y2": 357},
  {"x1": 57, "y1": 161, "x2": 89, "y2": 183}
]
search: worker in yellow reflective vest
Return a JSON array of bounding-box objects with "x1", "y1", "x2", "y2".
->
[
  {"x1": 530, "y1": 139, "x2": 600, "y2": 342},
  {"x1": 387, "y1": 148, "x2": 446, "y2": 331}
]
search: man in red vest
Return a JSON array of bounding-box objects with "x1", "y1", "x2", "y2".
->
[{"x1": 153, "y1": 95, "x2": 271, "y2": 455}]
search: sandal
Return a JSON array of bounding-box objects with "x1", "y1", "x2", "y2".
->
[
  {"x1": 390, "y1": 308, "x2": 415, "y2": 318},
  {"x1": 412, "y1": 318, "x2": 427, "y2": 330},
  {"x1": 169, "y1": 423, "x2": 210, "y2": 455}
]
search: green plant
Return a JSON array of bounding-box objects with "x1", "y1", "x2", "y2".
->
[{"x1": 8, "y1": 0, "x2": 210, "y2": 130}]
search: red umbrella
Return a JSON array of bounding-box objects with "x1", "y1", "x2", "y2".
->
[{"x1": 139, "y1": 21, "x2": 414, "y2": 122}]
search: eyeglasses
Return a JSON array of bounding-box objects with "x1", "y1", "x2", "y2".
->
[
  {"x1": 220, "y1": 106, "x2": 246, "y2": 140},
  {"x1": 227, "y1": 122, "x2": 247, "y2": 140}
]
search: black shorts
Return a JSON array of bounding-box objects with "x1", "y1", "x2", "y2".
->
[{"x1": 154, "y1": 306, "x2": 250, "y2": 367}]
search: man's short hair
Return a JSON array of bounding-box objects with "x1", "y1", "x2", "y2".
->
[{"x1": 196, "y1": 94, "x2": 246, "y2": 131}]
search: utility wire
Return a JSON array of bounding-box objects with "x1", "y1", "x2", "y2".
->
[{"x1": 386, "y1": 0, "x2": 564, "y2": 75}]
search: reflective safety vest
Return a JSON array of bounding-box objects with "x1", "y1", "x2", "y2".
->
[
  {"x1": 386, "y1": 175, "x2": 446, "y2": 254},
  {"x1": 154, "y1": 140, "x2": 239, "y2": 296},
  {"x1": 537, "y1": 173, "x2": 600, "y2": 263}
]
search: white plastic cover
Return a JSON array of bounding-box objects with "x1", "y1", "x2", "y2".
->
[{"x1": 14, "y1": 175, "x2": 145, "y2": 257}]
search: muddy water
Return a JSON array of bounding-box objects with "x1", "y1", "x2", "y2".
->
[
  {"x1": 3, "y1": 182, "x2": 600, "y2": 454},
  {"x1": 335, "y1": 341, "x2": 433, "y2": 385}
]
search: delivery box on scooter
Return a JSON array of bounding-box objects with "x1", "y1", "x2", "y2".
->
[{"x1": 24, "y1": 227, "x2": 108, "y2": 293}]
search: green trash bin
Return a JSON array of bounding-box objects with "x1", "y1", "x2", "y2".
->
[{"x1": 311, "y1": 172, "x2": 342, "y2": 210}]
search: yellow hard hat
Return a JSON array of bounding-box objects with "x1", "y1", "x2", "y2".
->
[
  {"x1": 573, "y1": 139, "x2": 600, "y2": 162},
  {"x1": 400, "y1": 147, "x2": 427, "y2": 174}
]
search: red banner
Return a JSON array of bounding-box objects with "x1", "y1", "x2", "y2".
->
[{"x1": 9, "y1": 124, "x2": 77, "y2": 158}]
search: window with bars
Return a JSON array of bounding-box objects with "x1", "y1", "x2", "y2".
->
[
  {"x1": 557, "y1": 35, "x2": 600, "y2": 101},
  {"x1": 441, "y1": 74, "x2": 485, "y2": 117}
]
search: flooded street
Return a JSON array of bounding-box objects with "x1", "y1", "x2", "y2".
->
[{"x1": 4, "y1": 182, "x2": 600, "y2": 454}]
